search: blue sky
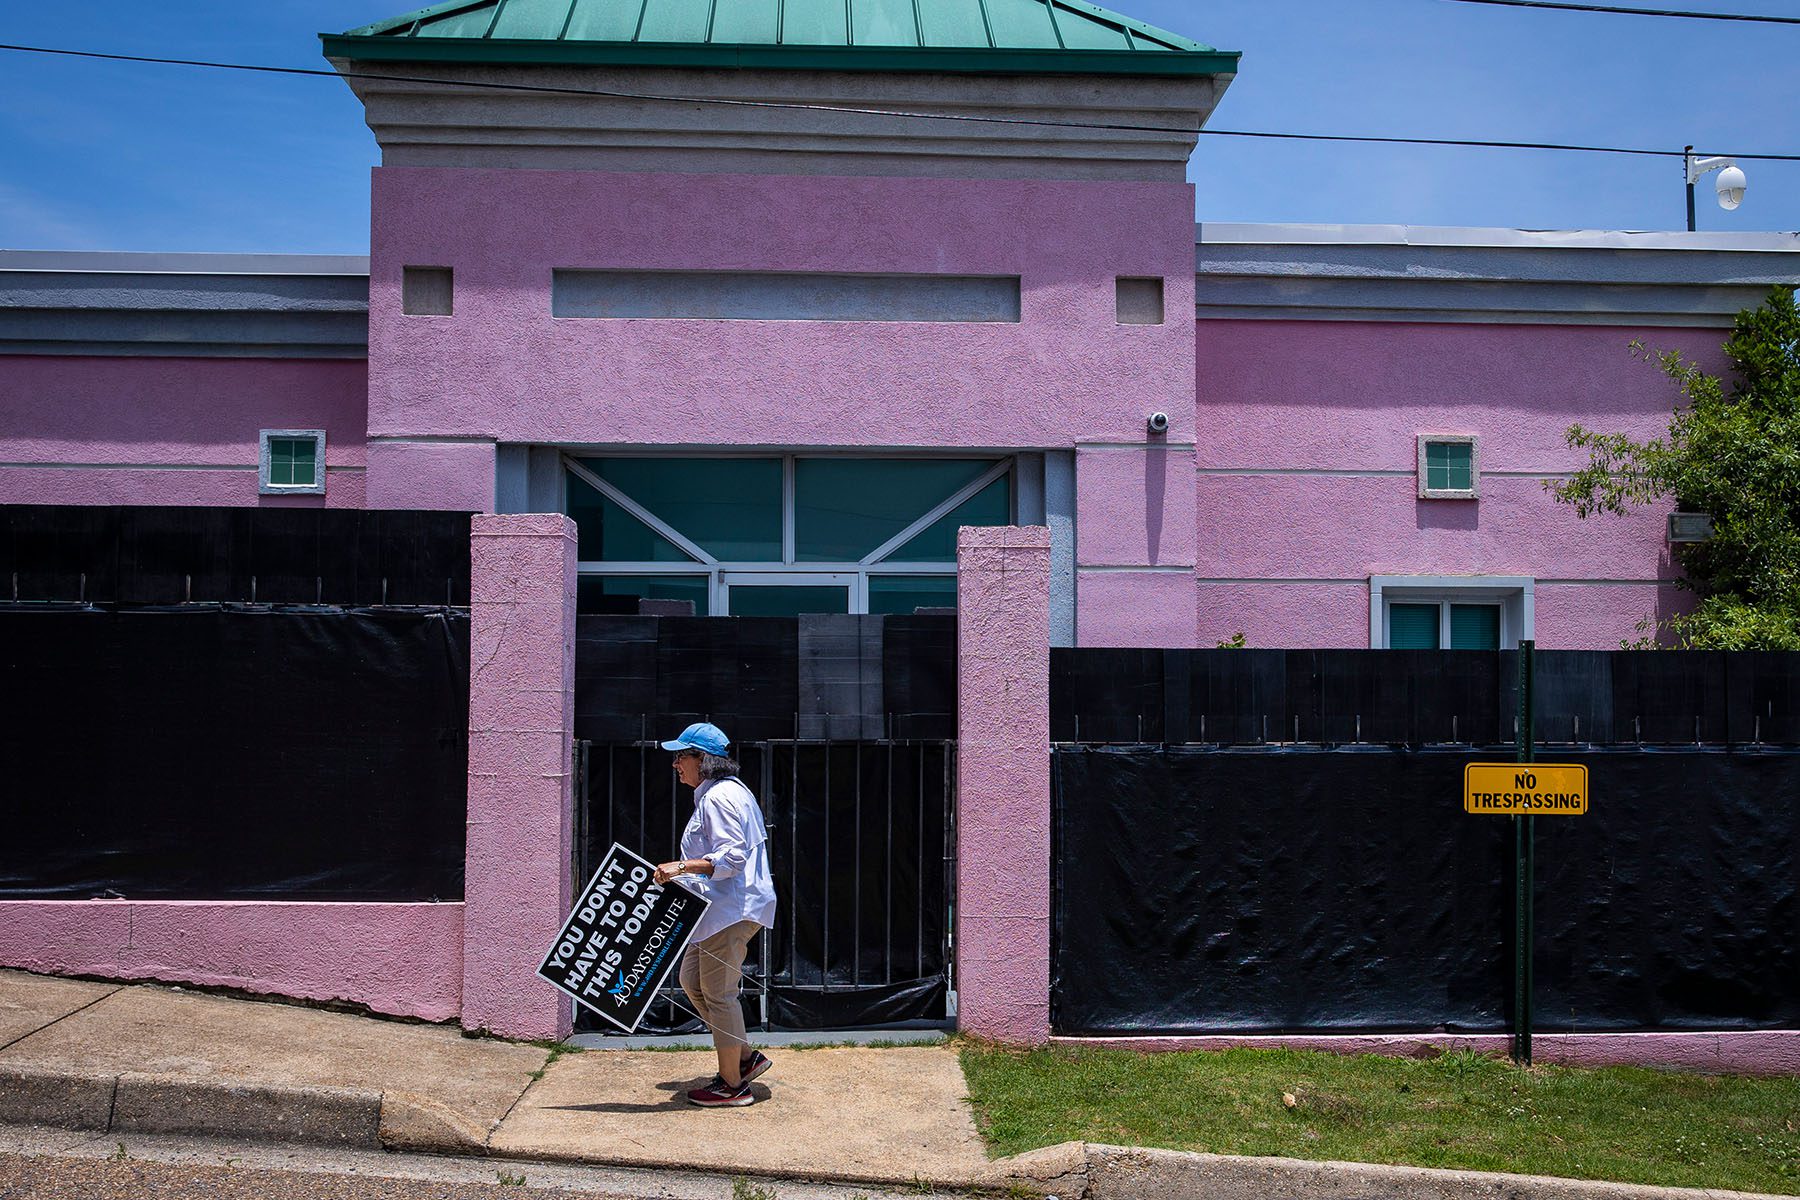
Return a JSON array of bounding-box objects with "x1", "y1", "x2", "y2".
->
[{"x1": 1, "y1": 0, "x2": 1795, "y2": 252}]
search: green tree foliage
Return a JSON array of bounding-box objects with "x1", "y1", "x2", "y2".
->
[{"x1": 1551, "y1": 286, "x2": 1800, "y2": 649}]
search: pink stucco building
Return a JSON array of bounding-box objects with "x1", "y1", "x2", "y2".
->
[{"x1": 3, "y1": 0, "x2": 1797, "y2": 1054}]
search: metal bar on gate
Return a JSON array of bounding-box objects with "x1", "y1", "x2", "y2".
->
[
  {"x1": 789, "y1": 743, "x2": 799, "y2": 989},
  {"x1": 854, "y1": 742, "x2": 863, "y2": 988},
  {"x1": 823, "y1": 737, "x2": 832, "y2": 992},
  {"x1": 885, "y1": 741, "x2": 894, "y2": 987},
  {"x1": 761, "y1": 748, "x2": 774, "y2": 1030},
  {"x1": 917, "y1": 741, "x2": 926, "y2": 978},
  {"x1": 944, "y1": 741, "x2": 956, "y2": 1015}
]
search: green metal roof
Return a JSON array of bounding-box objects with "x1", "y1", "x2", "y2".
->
[{"x1": 322, "y1": 0, "x2": 1239, "y2": 77}]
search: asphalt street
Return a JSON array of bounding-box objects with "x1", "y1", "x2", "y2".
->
[{"x1": 0, "y1": 1153, "x2": 641, "y2": 1199}]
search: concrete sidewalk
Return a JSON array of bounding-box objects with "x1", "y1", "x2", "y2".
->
[{"x1": 0, "y1": 970, "x2": 1005, "y2": 1191}]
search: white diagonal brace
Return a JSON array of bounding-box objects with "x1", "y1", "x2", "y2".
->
[
  {"x1": 862, "y1": 458, "x2": 1013, "y2": 566},
  {"x1": 562, "y1": 454, "x2": 716, "y2": 565}
]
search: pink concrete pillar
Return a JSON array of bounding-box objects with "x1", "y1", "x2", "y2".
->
[
  {"x1": 464, "y1": 513, "x2": 576, "y2": 1040},
  {"x1": 956, "y1": 525, "x2": 1053, "y2": 1044}
]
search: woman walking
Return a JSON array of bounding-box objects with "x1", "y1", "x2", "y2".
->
[{"x1": 653, "y1": 722, "x2": 778, "y2": 1108}]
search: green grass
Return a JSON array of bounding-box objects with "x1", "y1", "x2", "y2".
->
[{"x1": 960, "y1": 1042, "x2": 1800, "y2": 1195}]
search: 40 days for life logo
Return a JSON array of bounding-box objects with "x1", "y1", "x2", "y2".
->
[{"x1": 537, "y1": 843, "x2": 710, "y2": 1033}]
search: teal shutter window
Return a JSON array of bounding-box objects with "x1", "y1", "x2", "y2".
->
[
  {"x1": 1389, "y1": 603, "x2": 1441, "y2": 649},
  {"x1": 869, "y1": 574, "x2": 957, "y2": 615},
  {"x1": 577, "y1": 575, "x2": 710, "y2": 615},
  {"x1": 579, "y1": 457, "x2": 782, "y2": 561},
  {"x1": 566, "y1": 472, "x2": 696, "y2": 563},
  {"x1": 888, "y1": 476, "x2": 1011, "y2": 562},
  {"x1": 795, "y1": 459, "x2": 994, "y2": 563},
  {"x1": 268, "y1": 438, "x2": 317, "y2": 487},
  {"x1": 1450, "y1": 604, "x2": 1501, "y2": 650},
  {"x1": 1426, "y1": 441, "x2": 1474, "y2": 492}
]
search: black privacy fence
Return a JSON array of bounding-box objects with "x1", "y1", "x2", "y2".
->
[
  {"x1": 1052, "y1": 744, "x2": 1800, "y2": 1036},
  {"x1": 0, "y1": 606, "x2": 469, "y2": 901},
  {"x1": 0, "y1": 504, "x2": 473, "y2": 606},
  {"x1": 574, "y1": 614, "x2": 956, "y2": 743},
  {"x1": 1053, "y1": 648, "x2": 1800, "y2": 746}
]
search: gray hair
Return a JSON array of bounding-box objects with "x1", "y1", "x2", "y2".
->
[{"x1": 699, "y1": 752, "x2": 740, "y2": 782}]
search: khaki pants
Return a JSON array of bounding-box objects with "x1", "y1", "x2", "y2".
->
[{"x1": 678, "y1": 920, "x2": 760, "y2": 1058}]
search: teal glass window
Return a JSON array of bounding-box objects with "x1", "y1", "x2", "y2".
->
[
  {"x1": 795, "y1": 459, "x2": 996, "y2": 562},
  {"x1": 869, "y1": 575, "x2": 956, "y2": 615},
  {"x1": 1389, "y1": 604, "x2": 1441, "y2": 650},
  {"x1": 1425, "y1": 441, "x2": 1474, "y2": 492},
  {"x1": 267, "y1": 438, "x2": 317, "y2": 487},
  {"x1": 888, "y1": 476, "x2": 1011, "y2": 562},
  {"x1": 567, "y1": 472, "x2": 694, "y2": 563},
  {"x1": 1450, "y1": 604, "x2": 1500, "y2": 650},
  {"x1": 577, "y1": 575, "x2": 710, "y2": 615},
  {"x1": 577, "y1": 458, "x2": 782, "y2": 562},
  {"x1": 727, "y1": 585, "x2": 850, "y2": 617}
]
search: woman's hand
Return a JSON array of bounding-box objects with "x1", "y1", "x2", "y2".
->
[{"x1": 653, "y1": 861, "x2": 685, "y2": 885}]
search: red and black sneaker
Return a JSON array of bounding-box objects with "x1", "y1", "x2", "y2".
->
[
  {"x1": 686, "y1": 1077, "x2": 754, "y2": 1107},
  {"x1": 740, "y1": 1049, "x2": 773, "y2": 1085}
]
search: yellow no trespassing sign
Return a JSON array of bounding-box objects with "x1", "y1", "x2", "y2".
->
[{"x1": 1463, "y1": 763, "x2": 1590, "y2": 815}]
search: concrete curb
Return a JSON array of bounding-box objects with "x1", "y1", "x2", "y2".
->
[
  {"x1": 0, "y1": 1065, "x2": 115, "y2": 1132},
  {"x1": 1068, "y1": 1143, "x2": 1792, "y2": 1200},
  {"x1": 0, "y1": 1067, "x2": 391, "y2": 1151},
  {"x1": 5, "y1": 1066, "x2": 1793, "y2": 1199},
  {"x1": 112, "y1": 1074, "x2": 382, "y2": 1148}
]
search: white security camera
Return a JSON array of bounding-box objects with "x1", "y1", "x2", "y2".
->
[
  {"x1": 1716, "y1": 165, "x2": 1747, "y2": 211},
  {"x1": 1147, "y1": 411, "x2": 1170, "y2": 435},
  {"x1": 1687, "y1": 151, "x2": 1747, "y2": 215}
]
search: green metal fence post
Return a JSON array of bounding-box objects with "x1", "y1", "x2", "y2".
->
[{"x1": 1514, "y1": 639, "x2": 1536, "y2": 1065}]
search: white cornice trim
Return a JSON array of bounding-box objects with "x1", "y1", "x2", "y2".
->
[{"x1": 1197, "y1": 223, "x2": 1800, "y2": 253}]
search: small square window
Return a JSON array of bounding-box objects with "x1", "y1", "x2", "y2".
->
[
  {"x1": 403, "y1": 266, "x2": 453, "y2": 316},
  {"x1": 1116, "y1": 277, "x2": 1165, "y2": 325},
  {"x1": 1418, "y1": 434, "x2": 1479, "y2": 499},
  {"x1": 260, "y1": 429, "x2": 326, "y2": 496}
]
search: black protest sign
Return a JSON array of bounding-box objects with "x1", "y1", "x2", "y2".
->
[{"x1": 537, "y1": 843, "x2": 710, "y2": 1033}]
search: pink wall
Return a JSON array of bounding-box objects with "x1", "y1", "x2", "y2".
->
[
  {"x1": 366, "y1": 166, "x2": 1193, "y2": 466},
  {"x1": 957, "y1": 525, "x2": 1052, "y2": 1045},
  {"x1": 1191, "y1": 320, "x2": 1730, "y2": 649},
  {"x1": 0, "y1": 356, "x2": 368, "y2": 508},
  {"x1": 0, "y1": 901, "x2": 463, "y2": 1023},
  {"x1": 463, "y1": 513, "x2": 577, "y2": 1041}
]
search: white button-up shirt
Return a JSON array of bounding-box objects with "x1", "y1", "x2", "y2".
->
[{"x1": 679, "y1": 777, "x2": 778, "y2": 945}]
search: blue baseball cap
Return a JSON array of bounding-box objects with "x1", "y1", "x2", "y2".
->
[{"x1": 660, "y1": 721, "x2": 730, "y2": 756}]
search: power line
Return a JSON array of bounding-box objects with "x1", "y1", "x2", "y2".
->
[
  {"x1": 1438, "y1": 0, "x2": 1800, "y2": 24},
  {"x1": 3, "y1": 40, "x2": 1800, "y2": 162}
]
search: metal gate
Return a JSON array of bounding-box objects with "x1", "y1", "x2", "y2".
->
[{"x1": 574, "y1": 738, "x2": 956, "y2": 1033}]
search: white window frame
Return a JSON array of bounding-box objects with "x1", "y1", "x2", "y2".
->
[
  {"x1": 564, "y1": 452, "x2": 1012, "y2": 615},
  {"x1": 1417, "y1": 433, "x2": 1480, "y2": 500},
  {"x1": 720, "y1": 571, "x2": 860, "y2": 616},
  {"x1": 1369, "y1": 575, "x2": 1534, "y2": 649},
  {"x1": 259, "y1": 429, "x2": 326, "y2": 496}
]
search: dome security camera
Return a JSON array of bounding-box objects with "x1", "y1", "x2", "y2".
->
[
  {"x1": 1716, "y1": 165, "x2": 1747, "y2": 211},
  {"x1": 1147, "y1": 411, "x2": 1170, "y2": 435}
]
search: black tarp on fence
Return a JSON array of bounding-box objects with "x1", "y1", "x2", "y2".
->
[
  {"x1": 1052, "y1": 745, "x2": 1800, "y2": 1035},
  {"x1": 0, "y1": 605, "x2": 469, "y2": 900},
  {"x1": 1052, "y1": 648, "x2": 1800, "y2": 746},
  {"x1": 0, "y1": 505, "x2": 472, "y2": 607},
  {"x1": 574, "y1": 614, "x2": 956, "y2": 743}
]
